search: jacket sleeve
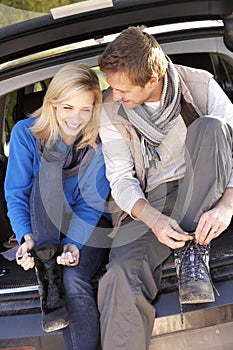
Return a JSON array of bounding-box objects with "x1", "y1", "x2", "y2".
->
[
  {"x1": 207, "y1": 78, "x2": 233, "y2": 125},
  {"x1": 99, "y1": 109, "x2": 146, "y2": 215},
  {"x1": 4, "y1": 120, "x2": 39, "y2": 243},
  {"x1": 207, "y1": 78, "x2": 233, "y2": 187}
]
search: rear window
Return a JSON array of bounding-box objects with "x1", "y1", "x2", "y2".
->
[{"x1": 171, "y1": 52, "x2": 233, "y2": 102}]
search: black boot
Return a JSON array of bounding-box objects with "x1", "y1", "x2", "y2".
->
[
  {"x1": 31, "y1": 245, "x2": 69, "y2": 332},
  {"x1": 174, "y1": 239, "x2": 215, "y2": 304}
]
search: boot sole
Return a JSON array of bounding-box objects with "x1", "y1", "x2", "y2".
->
[
  {"x1": 180, "y1": 293, "x2": 215, "y2": 304},
  {"x1": 42, "y1": 318, "x2": 69, "y2": 333},
  {"x1": 42, "y1": 306, "x2": 69, "y2": 333}
]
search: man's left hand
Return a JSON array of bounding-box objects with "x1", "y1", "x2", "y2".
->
[{"x1": 195, "y1": 205, "x2": 232, "y2": 245}]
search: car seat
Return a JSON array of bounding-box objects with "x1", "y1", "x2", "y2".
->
[{"x1": 13, "y1": 88, "x2": 46, "y2": 123}]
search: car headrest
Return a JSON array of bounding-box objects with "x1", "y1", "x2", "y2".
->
[{"x1": 13, "y1": 89, "x2": 46, "y2": 123}]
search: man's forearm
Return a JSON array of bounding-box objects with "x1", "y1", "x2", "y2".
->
[
  {"x1": 131, "y1": 198, "x2": 161, "y2": 229},
  {"x1": 216, "y1": 187, "x2": 233, "y2": 213}
]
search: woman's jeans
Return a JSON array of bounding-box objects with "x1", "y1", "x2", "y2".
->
[
  {"x1": 29, "y1": 152, "x2": 65, "y2": 247},
  {"x1": 29, "y1": 151, "x2": 112, "y2": 349},
  {"x1": 62, "y1": 242, "x2": 109, "y2": 350}
]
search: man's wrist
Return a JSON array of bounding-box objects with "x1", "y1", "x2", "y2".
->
[{"x1": 131, "y1": 198, "x2": 160, "y2": 228}]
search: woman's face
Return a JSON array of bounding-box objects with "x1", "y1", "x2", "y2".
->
[{"x1": 54, "y1": 90, "x2": 95, "y2": 145}]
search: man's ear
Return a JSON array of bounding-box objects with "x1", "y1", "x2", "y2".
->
[{"x1": 146, "y1": 76, "x2": 158, "y2": 87}]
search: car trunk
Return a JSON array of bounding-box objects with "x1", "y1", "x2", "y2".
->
[{"x1": 1, "y1": 222, "x2": 233, "y2": 346}]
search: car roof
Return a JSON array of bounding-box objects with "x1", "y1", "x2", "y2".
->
[{"x1": 1, "y1": 0, "x2": 233, "y2": 64}]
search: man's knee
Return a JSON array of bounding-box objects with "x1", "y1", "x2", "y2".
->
[
  {"x1": 192, "y1": 115, "x2": 230, "y2": 133},
  {"x1": 99, "y1": 257, "x2": 139, "y2": 299},
  {"x1": 105, "y1": 257, "x2": 136, "y2": 281},
  {"x1": 187, "y1": 115, "x2": 233, "y2": 148}
]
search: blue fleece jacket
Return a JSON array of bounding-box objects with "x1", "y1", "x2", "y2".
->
[{"x1": 4, "y1": 117, "x2": 111, "y2": 249}]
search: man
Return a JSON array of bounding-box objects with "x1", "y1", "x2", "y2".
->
[{"x1": 98, "y1": 26, "x2": 233, "y2": 350}]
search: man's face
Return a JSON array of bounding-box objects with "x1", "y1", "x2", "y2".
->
[{"x1": 106, "y1": 71, "x2": 161, "y2": 109}]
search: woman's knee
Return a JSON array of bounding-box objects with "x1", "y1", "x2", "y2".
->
[{"x1": 63, "y1": 265, "x2": 92, "y2": 296}]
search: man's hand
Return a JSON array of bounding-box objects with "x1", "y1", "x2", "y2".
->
[
  {"x1": 57, "y1": 243, "x2": 80, "y2": 267},
  {"x1": 151, "y1": 213, "x2": 193, "y2": 249},
  {"x1": 16, "y1": 234, "x2": 35, "y2": 270},
  {"x1": 195, "y1": 187, "x2": 233, "y2": 245},
  {"x1": 195, "y1": 206, "x2": 232, "y2": 245},
  {"x1": 131, "y1": 198, "x2": 193, "y2": 249}
]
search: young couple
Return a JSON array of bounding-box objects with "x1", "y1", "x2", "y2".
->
[{"x1": 5, "y1": 26, "x2": 233, "y2": 350}]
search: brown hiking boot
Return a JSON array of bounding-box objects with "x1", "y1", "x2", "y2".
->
[{"x1": 174, "y1": 239, "x2": 215, "y2": 304}]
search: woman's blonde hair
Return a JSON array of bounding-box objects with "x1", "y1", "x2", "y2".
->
[{"x1": 30, "y1": 63, "x2": 102, "y2": 150}]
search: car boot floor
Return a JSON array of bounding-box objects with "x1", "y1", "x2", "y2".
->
[
  {"x1": 0, "y1": 223, "x2": 233, "y2": 315},
  {"x1": 1, "y1": 228, "x2": 233, "y2": 293},
  {"x1": 0, "y1": 254, "x2": 37, "y2": 291}
]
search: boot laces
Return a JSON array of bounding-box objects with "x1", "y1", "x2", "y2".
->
[
  {"x1": 174, "y1": 237, "x2": 219, "y2": 326},
  {"x1": 175, "y1": 239, "x2": 210, "y2": 284}
]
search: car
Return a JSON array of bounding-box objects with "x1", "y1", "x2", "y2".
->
[{"x1": 0, "y1": 0, "x2": 233, "y2": 349}]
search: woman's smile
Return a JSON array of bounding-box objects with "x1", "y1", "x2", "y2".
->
[{"x1": 54, "y1": 90, "x2": 94, "y2": 144}]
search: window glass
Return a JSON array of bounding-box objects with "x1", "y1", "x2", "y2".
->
[
  {"x1": 219, "y1": 57, "x2": 233, "y2": 101},
  {"x1": 170, "y1": 52, "x2": 233, "y2": 103},
  {"x1": 170, "y1": 53, "x2": 214, "y2": 75}
]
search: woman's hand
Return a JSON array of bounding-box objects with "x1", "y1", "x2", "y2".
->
[
  {"x1": 16, "y1": 234, "x2": 35, "y2": 270},
  {"x1": 57, "y1": 243, "x2": 80, "y2": 267}
]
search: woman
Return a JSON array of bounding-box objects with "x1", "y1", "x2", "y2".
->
[{"x1": 4, "y1": 63, "x2": 112, "y2": 349}]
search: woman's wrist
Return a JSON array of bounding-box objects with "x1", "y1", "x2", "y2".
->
[{"x1": 24, "y1": 233, "x2": 35, "y2": 243}]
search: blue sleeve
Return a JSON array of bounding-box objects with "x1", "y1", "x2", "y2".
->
[
  {"x1": 4, "y1": 119, "x2": 40, "y2": 243},
  {"x1": 62, "y1": 144, "x2": 110, "y2": 249}
]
